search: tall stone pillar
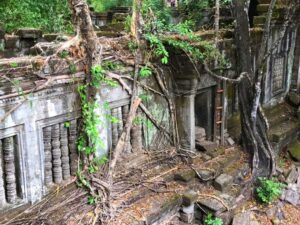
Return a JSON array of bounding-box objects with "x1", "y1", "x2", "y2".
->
[{"x1": 176, "y1": 94, "x2": 196, "y2": 151}]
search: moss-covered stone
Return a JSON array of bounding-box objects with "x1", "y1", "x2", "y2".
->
[
  {"x1": 288, "y1": 140, "x2": 300, "y2": 161},
  {"x1": 174, "y1": 169, "x2": 196, "y2": 183},
  {"x1": 227, "y1": 113, "x2": 241, "y2": 141}
]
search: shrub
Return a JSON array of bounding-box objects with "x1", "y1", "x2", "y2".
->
[
  {"x1": 204, "y1": 213, "x2": 223, "y2": 225},
  {"x1": 256, "y1": 177, "x2": 285, "y2": 204}
]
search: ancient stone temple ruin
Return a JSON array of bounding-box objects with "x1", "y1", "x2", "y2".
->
[{"x1": 0, "y1": 1, "x2": 300, "y2": 224}]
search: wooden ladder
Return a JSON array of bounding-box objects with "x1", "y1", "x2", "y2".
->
[{"x1": 214, "y1": 80, "x2": 226, "y2": 145}]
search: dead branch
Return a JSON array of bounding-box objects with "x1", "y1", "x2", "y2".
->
[
  {"x1": 203, "y1": 62, "x2": 249, "y2": 83},
  {"x1": 107, "y1": 98, "x2": 142, "y2": 182},
  {"x1": 106, "y1": 71, "x2": 172, "y2": 139}
]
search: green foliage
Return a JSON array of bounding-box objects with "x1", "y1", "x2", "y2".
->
[
  {"x1": 204, "y1": 213, "x2": 223, "y2": 225},
  {"x1": 87, "y1": 195, "x2": 96, "y2": 205},
  {"x1": 69, "y1": 63, "x2": 77, "y2": 74},
  {"x1": 102, "y1": 61, "x2": 118, "y2": 71},
  {"x1": 128, "y1": 40, "x2": 139, "y2": 52},
  {"x1": 10, "y1": 62, "x2": 18, "y2": 68},
  {"x1": 77, "y1": 84, "x2": 104, "y2": 157},
  {"x1": 256, "y1": 177, "x2": 285, "y2": 204},
  {"x1": 64, "y1": 121, "x2": 71, "y2": 128},
  {"x1": 91, "y1": 65, "x2": 118, "y2": 87},
  {"x1": 0, "y1": 0, "x2": 73, "y2": 33},
  {"x1": 139, "y1": 66, "x2": 152, "y2": 77},
  {"x1": 59, "y1": 50, "x2": 69, "y2": 59},
  {"x1": 88, "y1": 0, "x2": 132, "y2": 13},
  {"x1": 144, "y1": 33, "x2": 169, "y2": 64},
  {"x1": 124, "y1": 15, "x2": 132, "y2": 33}
]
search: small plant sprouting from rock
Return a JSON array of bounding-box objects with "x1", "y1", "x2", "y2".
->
[
  {"x1": 204, "y1": 213, "x2": 223, "y2": 225},
  {"x1": 256, "y1": 177, "x2": 285, "y2": 204}
]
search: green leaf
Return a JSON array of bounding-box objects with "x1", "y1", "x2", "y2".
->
[
  {"x1": 139, "y1": 66, "x2": 152, "y2": 78},
  {"x1": 10, "y1": 62, "x2": 18, "y2": 68}
]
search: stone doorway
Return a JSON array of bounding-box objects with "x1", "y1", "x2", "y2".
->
[{"x1": 194, "y1": 87, "x2": 215, "y2": 142}]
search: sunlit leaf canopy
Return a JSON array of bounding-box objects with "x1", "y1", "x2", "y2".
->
[{"x1": 0, "y1": 0, "x2": 231, "y2": 33}]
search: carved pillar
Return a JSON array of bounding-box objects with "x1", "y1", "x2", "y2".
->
[
  {"x1": 43, "y1": 126, "x2": 53, "y2": 186},
  {"x1": 111, "y1": 108, "x2": 119, "y2": 149},
  {"x1": 122, "y1": 105, "x2": 132, "y2": 153},
  {"x1": 69, "y1": 120, "x2": 78, "y2": 176},
  {"x1": 0, "y1": 140, "x2": 5, "y2": 206},
  {"x1": 176, "y1": 95, "x2": 195, "y2": 150},
  {"x1": 3, "y1": 137, "x2": 17, "y2": 203},
  {"x1": 51, "y1": 125, "x2": 62, "y2": 184},
  {"x1": 60, "y1": 123, "x2": 70, "y2": 180}
]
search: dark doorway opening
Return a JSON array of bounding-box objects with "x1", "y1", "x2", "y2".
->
[
  {"x1": 249, "y1": 0, "x2": 259, "y2": 27},
  {"x1": 194, "y1": 87, "x2": 215, "y2": 141}
]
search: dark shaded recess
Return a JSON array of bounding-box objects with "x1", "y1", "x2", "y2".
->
[{"x1": 249, "y1": 0, "x2": 259, "y2": 28}]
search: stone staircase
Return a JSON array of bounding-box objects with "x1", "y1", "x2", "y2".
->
[
  {"x1": 253, "y1": 0, "x2": 289, "y2": 27},
  {"x1": 265, "y1": 103, "x2": 300, "y2": 154}
]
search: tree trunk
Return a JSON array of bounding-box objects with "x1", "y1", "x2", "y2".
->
[
  {"x1": 232, "y1": 0, "x2": 275, "y2": 177},
  {"x1": 68, "y1": 0, "x2": 102, "y2": 101},
  {"x1": 131, "y1": 0, "x2": 142, "y2": 41}
]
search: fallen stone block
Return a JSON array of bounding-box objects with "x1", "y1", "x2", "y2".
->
[
  {"x1": 196, "y1": 141, "x2": 218, "y2": 157},
  {"x1": 174, "y1": 169, "x2": 196, "y2": 183},
  {"x1": 286, "y1": 166, "x2": 298, "y2": 184},
  {"x1": 284, "y1": 189, "x2": 299, "y2": 206},
  {"x1": 146, "y1": 195, "x2": 182, "y2": 225},
  {"x1": 232, "y1": 211, "x2": 251, "y2": 225},
  {"x1": 214, "y1": 174, "x2": 234, "y2": 192},
  {"x1": 195, "y1": 169, "x2": 215, "y2": 181},
  {"x1": 287, "y1": 92, "x2": 300, "y2": 106},
  {"x1": 195, "y1": 126, "x2": 206, "y2": 141},
  {"x1": 182, "y1": 191, "x2": 198, "y2": 206},
  {"x1": 227, "y1": 137, "x2": 235, "y2": 146},
  {"x1": 197, "y1": 196, "x2": 226, "y2": 213}
]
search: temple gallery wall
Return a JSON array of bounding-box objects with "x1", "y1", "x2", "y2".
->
[{"x1": 0, "y1": 21, "x2": 299, "y2": 211}]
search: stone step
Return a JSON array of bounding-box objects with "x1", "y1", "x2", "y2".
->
[
  {"x1": 257, "y1": 4, "x2": 271, "y2": 13},
  {"x1": 258, "y1": 0, "x2": 271, "y2": 3},
  {"x1": 264, "y1": 103, "x2": 296, "y2": 129},
  {"x1": 268, "y1": 119, "x2": 300, "y2": 144},
  {"x1": 253, "y1": 16, "x2": 266, "y2": 26}
]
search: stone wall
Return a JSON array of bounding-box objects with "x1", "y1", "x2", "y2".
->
[
  {"x1": 0, "y1": 39, "x2": 171, "y2": 210},
  {"x1": 0, "y1": 6, "x2": 299, "y2": 211}
]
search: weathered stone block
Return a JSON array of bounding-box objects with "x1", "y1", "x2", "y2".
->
[
  {"x1": 286, "y1": 166, "x2": 298, "y2": 183},
  {"x1": 284, "y1": 189, "x2": 299, "y2": 206},
  {"x1": 257, "y1": 4, "x2": 271, "y2": 13},
  {"x1": 287, "y1": 92, "x2": 300, "y2": 106},
  {"x1": 195, "y1": 126, "x2": 206, "y2": 141},
  {"x1": 146, "y1": 195, "x2": 182, "y2": 225},
  {"x1": 43, "y1": 34, "x2": 59, "y2": 42},
  {"x1": 174, "y1": 170, "x2": 196, "y2": 183},
  {"x1": 198, "y1": 197, "x2": 226, "y2": 213},
  {"x1": 16, "y1": 28, "x2": 42, "y2": 39},
  {"x1": 232, "y1": 211, "x2": 252, "y2": 225},
  {"x1": 4, "y1": 35, "x2": 20, "y2": 49},
  {"x1": 288, "y1": 141, "x2": 300, "y2": 161},
  {"x1": 182, "y1": 191, "x2": 198, "y2": 206},
  {"x1": 253, "y1": 16, "x2": 266, "y2": 25},
  {"x1": 195, "y1": 169, "x2": 214, "y2": 181},
  {"x1": 214, "y1": 174, "x2": 233, "y2": 192}
]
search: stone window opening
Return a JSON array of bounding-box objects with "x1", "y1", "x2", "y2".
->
[
  {"x1": 42, "y1": 120, "x2": 78, "y2": 188},
  {"x1": 0, "y1": 136, "x2": 24, "y2": 208}
]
